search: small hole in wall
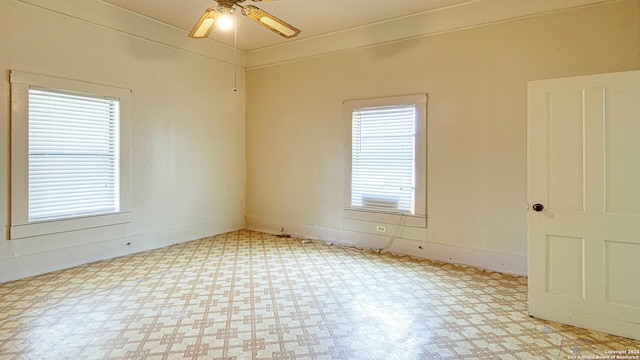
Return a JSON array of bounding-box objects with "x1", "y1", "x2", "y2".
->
[
  {"x1": 126, "y1": 242, "x2": 132, "y2": 247},
  {"x1": 418, "y1": 246, "x2": 423, "y2": 249}
]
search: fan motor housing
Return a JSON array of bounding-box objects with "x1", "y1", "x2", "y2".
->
[{"x1": 217, "y1": 0, "x2": 243, "y2": 8}]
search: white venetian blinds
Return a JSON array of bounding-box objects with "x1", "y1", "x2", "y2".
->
[
  {"x1": 28, "y1": 87, "x2": 120, "y2": 221},
  {"x1": 350, "y1": 104, "x2": 416, "y2": 214}
]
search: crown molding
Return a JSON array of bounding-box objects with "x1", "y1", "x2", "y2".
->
[
  {"x1": 12, "y1": 0, "x2": 619, "y2": 70},
  {"x1": 15, "y1": 0, "x2": 245, "y2": 67},
  {"x1": 246, "y1": 0, "x2": 617, "y2": 70}
]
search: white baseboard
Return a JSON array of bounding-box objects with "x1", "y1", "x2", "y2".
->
[
  {"x1": 246, "y1": 215, "x2": 527, "y2": 276},
  {"x1": 0, "y1": 217, "x2": 244, "y2": 283},
  {"x1": 1, "y1": 215, "x2": 527, "y2": 283}
]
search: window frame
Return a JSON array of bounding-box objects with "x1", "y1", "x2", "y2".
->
[
  {"x1": 10, "y1": 70, "x2": 132, "y2": 240},
  {"x1": 343, "y1": 94, "x2": 427, "y2": 228}
]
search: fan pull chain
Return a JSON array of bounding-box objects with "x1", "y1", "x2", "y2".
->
[{"x1": 233, "y1": 13, "x2": 238, "y2": 92}]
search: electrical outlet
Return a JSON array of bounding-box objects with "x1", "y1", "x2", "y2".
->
[{"x1": 376, "y1": 225, "x2": 387, "y2": 233}]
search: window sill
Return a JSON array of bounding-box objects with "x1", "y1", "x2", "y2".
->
[
  {"x1": 343, "y1": 208, "x2": 426, "y2": 228},
  {"x1": 10, "y1": 211, "x2": 132, "y2": 240}
]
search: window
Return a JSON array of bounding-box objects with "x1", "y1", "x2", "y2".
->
[
  {"x1": 10, "y1": 71, "x2": 131, "y2": 239},
  {"x1": 28, "y1": 88, "x2": 120, "y2": 221},
  {"x1": 344, "y1": 94, "x2": 427, "y2": 227}
]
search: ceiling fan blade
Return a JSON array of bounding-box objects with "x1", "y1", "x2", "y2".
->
[
  {"x1": 188, "y1": 8, "x2": 218, "y2": 38},
  {"x1": 240, "y1": 5, "x2": 300, "y2": 39}
]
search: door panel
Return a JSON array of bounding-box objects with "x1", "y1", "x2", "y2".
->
[
  {"x1": 546, "y1": 91, "x2": 584, "y2": 212},
  {"x1": 605, "y1": 88, "x2": 640, "y2": 214},
  {"x1": 528, "y1": 70, "x2": 640, "y2": 340},
  {"x1": 545, "y1": 235, "x2": 584, "y2": 298},
  {"x1": 605, "y1": 240, "x2": 640, "y2": 308}
]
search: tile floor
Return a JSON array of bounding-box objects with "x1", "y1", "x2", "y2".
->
[{"x1": 0, "y1": 230, "x2": 638, "y2": 359}]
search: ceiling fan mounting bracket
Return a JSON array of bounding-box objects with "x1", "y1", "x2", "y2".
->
[{"x1": 216, "y1": 0, "x2": 243, "y2": 9}]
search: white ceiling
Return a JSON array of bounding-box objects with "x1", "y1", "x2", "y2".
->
[{"x1": 102, "y1": 0, "x2": 475, "y2": 51}]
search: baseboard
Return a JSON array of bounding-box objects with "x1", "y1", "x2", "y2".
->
[
  {"x1": 1, "y1": 215, "x2": 527, "y2": 283},
  {"x1": 0, "y1": 217, "x2": 244, "y2": 283},
  {"x1": 246, "y1": 215, "x2": 527, "y2": 276}
]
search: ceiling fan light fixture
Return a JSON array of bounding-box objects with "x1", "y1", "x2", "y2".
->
[
  {"x1": 217, "y1": 13, "x2": 235, "y2": 31},
  {"x1": 188, "y1": 8, "x2": 217, "y2": 38},
  {"x1": 241, "y1": 5, "x2": 300, "y2": 38}
]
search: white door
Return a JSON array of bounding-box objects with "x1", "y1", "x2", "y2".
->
[{"x1": 528, "y1": 70, "x2": 640, "y2": 340}]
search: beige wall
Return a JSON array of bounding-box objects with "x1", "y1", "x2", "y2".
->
[
  {"x1": 0, "y1": 0, "x2": 246, "y2": 281},
  {"x1": 245, "y1": 0, "x2": 640, "y2": 274}
]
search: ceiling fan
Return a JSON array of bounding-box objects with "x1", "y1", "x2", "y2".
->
[{"x1": 188, "y1": 0, "x2": 301, "y2": 39}]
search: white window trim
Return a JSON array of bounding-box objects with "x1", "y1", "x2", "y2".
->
[
  {"x1": 10, "y1": 70, "x2": 132, "y2": 239},
  {"x1": 343, "y1": 94, "x2": 427, "y2": 228}
]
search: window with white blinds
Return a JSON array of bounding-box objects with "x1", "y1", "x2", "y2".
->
[
  {"x1": 351, "y1": 105, "x2": 416, "y2": 214},
  {"x1": 10, "y1": 70, "x2": 132, "y2": 240},
  {"x1": 343, "y1": 94, "x2": 427, "y2": 227},
  {"x1": 27, "y1": 88, "x2": 120, "y2": 221}
]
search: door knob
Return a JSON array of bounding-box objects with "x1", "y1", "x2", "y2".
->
[{"x1": 532, "y1": 203, "x2": 544, "y2": 212}]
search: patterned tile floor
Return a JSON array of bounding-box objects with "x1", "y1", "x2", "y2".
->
[{"x1": 0, "y1": 230, "x2": 638, "y2": 359}]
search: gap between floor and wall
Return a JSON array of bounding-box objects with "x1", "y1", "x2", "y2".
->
[{"x1": 245, "y1": 216, "x2": 527, "y2": 277}]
